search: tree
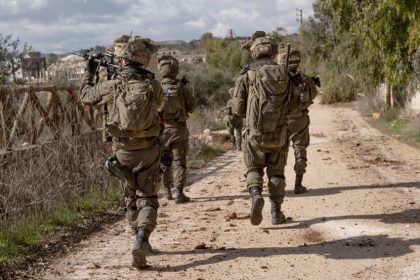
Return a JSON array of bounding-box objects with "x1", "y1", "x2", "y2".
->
[
  {"x1": 46, "y1": 53, "x2": 59, "y2": 67},
  {"x1": 297, "y1": 0, "x2": 419, "y2": 105},
  {"x1": 0, "y1": 33, "x2": 32, "y2": 84}
]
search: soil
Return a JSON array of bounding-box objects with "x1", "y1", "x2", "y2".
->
[{"x1": 17, "y1": 100, "x2": 420, "y2": 279}]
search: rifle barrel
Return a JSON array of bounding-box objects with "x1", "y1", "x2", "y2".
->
[{"x1": 285, "y1": 43, "x2": 291, "y2": 69}]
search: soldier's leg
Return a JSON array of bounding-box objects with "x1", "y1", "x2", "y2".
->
[
  {"x1": 114, "y1": 150, "x2": 141, "y2": 233},
  {"x1": 132, "y1": 146, "x2": 161, "y2": 268},
  {"x1": 266, "y1": 145, "x2": 288, "y2": 225},
  {"x1": 244, "y1": 139, "x2": 266, "y2": 226},
  {"x1": 291, "y1": 113, "x2": 310, "y2": 194},
  {"x1": 229, "y1": 125, "x2": 236, "y2": 150},
  {"x1": 172, "y1": 140, "x2": 190, "y2": 203},
  {"x1": 234, "y1": 122, "x2": 243, "y2": 151},
  {"x1": 160, "y1": 147, "x2": 174, "y2": 200}
]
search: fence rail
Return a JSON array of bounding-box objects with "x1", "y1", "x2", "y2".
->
[{"x1": 0, "y1": 85, "x2": 101, "y2": 150}]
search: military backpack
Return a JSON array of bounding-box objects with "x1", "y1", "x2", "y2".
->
[
  {"x1": 106, "y1": 75, "x2": 160, "y2": 138},
  {"x1": 160, "y1": 81, "x2": 185, "y2": 120},
  {"x1": 246, "y1": 62, "x2": 291, "y2": 148}
]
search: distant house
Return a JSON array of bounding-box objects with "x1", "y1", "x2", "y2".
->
[
  {"x1": 47, "y1": 54, "x2": 85, "y2": 84},
  {"x1": 273, "y1": 27, "x2": 288, "y2": 37},
  {"x1": 21, "y1": 52, "x2": 48, "y2": 81}
]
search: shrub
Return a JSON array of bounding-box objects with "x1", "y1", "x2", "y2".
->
[{"x1": 321, "y1": 74, "x2": 359, "y2": 104}]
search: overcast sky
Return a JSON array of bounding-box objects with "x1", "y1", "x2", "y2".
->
[{"x1": 0, "y1": 0, "x2": 315, "y2": 53}]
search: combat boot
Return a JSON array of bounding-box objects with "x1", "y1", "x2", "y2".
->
[
  {"x1": 165, "y1": 185, "x2": 173, "y2": 200},
  {"x1": 294, "y1": 174, "x2": 307, "y2": 194},
  {"x1": 175, "y1": 188, "x2": 191, "y2": 204},
  {"x1": 271, "y1": 202, "x2": 286, "y2": 225},
  {"x1": 132, "y1": 228, "x2": 151, "y2": 269},
  {"x1": 249, "y1": 187, "x2": 264, "y2": 226}
]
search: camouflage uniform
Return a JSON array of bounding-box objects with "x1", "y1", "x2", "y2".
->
[
  {"x1": 157, "y1": 55, "x2": 195, "y2": 203},
  {"x1": 278, "y1": 49, "x2": 318, "y2": 194},
  {"x1": 222, "y1": 88, "x2": 243, "y2": 150},
  {"x1": 80, "y1": 35, "x2": 161, "y2": 268},
  {"x1": 232, "y1": 35, "x2": 298, "y2": 226}
]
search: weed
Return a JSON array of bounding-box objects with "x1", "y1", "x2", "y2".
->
[
  {"x1": 0, "y1": 183, "x2": 120, "y2": 263},
  {"x1": 382, "y1": 108, "x2": 401, "y2": 122}
]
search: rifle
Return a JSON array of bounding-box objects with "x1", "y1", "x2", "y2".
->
[
  {"x1": 72, "y1": 50, "x2": 117, "y2": 142},
  {"x1": 285, "y1": 43, "x2": 291, "y2": 70},
  {"x1": 71, "y1": 50, "x2": 119, "y2": 81}
]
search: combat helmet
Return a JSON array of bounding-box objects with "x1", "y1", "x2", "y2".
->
[
  {"x1": 250, "y1": 35, "x2": 278, "y2": 59},
  {"x1": 113, "y1": 34, "x2": 158, "y2": 65},
  {"x1": 158, "y1": 55, "x2": 179, "y2": 77},
  {"x1": 241, "y1": 30, "x2": 267, "y2": 51}
]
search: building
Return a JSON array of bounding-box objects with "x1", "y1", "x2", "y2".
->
[{"x1": 21, "y1": 52, "x2": 48, "y2": 81}]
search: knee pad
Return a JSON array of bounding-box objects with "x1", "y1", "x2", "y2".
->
[{"x1": 268, "y1": 175, "x2": 285, "y2": 189}]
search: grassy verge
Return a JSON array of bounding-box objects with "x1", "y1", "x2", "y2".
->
[
  {"x1": 0, "y1": 183, "x2": 121, "y2": 264},
  {"x1": 188, "y1": 143, "x2": 226, "y2": 169},
  {"x1": 368, "y1": 108, "x2": 420, "y2": 148}
]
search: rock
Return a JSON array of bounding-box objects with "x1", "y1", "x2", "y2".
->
[
  {"x1": 372, "y1": 112, "x2": 381, "y2": 119},
  {"x1": 205, "y1": 207, "x2": 221, "y2": 212},
  {"x1": 227, "y1": 212, "x2": 237, "y2": 219},
  {"x1": 194, "y1": 242, "x2": 209, "y2": 250}
]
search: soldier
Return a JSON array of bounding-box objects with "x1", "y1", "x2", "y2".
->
[
  {"x1": 277, "y1": 48, "x2": 318, "y2": 194},
  {"x1": 232, "y1": 34, "x2": 298, "y2": 226},
  {"x1": 157, "y1": 55, "x2": 195, "y2": 203},
  {"x1": 80, "y1": 35, "x2": 162, "y2": 268},
  {"x1": 221, "y1": 88, "x2": 243, "y2": 151}
]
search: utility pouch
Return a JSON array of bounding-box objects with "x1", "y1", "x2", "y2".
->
[{"x1": 105, "y1": 156, "x2": 136, "y2": 191}]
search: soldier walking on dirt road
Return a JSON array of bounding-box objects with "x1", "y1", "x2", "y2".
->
[
  {"x1": 278, "y1": 47, "x2": 318, "y2": 194},
  {"x1": 157, "y1": 55, "x2": 195, "y2": 203},
  {"x1": 79, "y1": 34, "x2": 162, "y2": 269},
  {"x1": 221, "y1": 88, "x2": 243, "y2": 151},
  {"x1": 232, "y1": 32, "x2": 298, "y2": 226}
]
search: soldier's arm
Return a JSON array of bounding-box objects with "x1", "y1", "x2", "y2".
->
[
  {"x1": 182, "y1": 84, "x2": 196, "y2": 113},
  {"x1": 151, "y1": 79, "x2": 163, "y2": 106},
  {"x1": 302, "y1": 74, "x2": 318, "y2": 105},
  {"x1": 79, "y1": 73, "x2": 115, "y2": 105},
  {"x1": 308, "y1": 76, "x2": 318, "y2": 101},
  {"x1": 231, "y1": 74, "x2": 248, "y2": 117}
]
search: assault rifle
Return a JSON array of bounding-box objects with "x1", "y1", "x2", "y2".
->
[
  {"x1": 72, "y1": 50, "x2": 118, "y2": 143},
  {"x1": 71, "y1": 50, "x2": 119, "y2": 81}
]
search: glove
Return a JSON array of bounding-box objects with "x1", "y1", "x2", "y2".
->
[{"x1": 85, "y1": 58, "x2": 99, "y2": 75}]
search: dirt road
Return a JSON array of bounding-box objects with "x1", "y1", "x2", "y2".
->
[{"x1": 40, "y1": 101, "x2": 420, "y2": 280}]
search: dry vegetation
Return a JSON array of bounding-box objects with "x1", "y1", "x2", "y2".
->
[{"x1": 0, "y1": 87, "x2": 230, "y2": 263}]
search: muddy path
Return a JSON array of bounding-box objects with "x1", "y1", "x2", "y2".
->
[{"x1": 37, "y1": 101, "x2": 420, "y2": 280}]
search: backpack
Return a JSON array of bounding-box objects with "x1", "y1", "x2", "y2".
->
[
  {"x1": 160, "y1": 82, "x2": 184, "y2": 120},
  {"x1": 106, "y1": 77, "x2": 160, "y2": 138},
  {"x1": 246, "y1": 62, "x2": 290, "y2": 148}
]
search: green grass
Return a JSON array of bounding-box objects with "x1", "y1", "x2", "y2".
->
[
  {"x1": 415, "y1": 131, "x2": 420, "y2": 143},
  {"x1": 195, "y1": 145, "x2": 225, "y2": 161},
  {"x1": 388, "y1": 118, "x2": 409, "y2": 134},
  {"x1": 187, "y1": 144, "x2": 226, "y2": 169},
  {"x1": 0, "y1": 184, "x2": 120, "y2": 263},
  {"x1": 382, "y1": 108, "x2": 401, "y2": 122},
  {"x1": 208, "y1": 119, "x2": 227, "y2": 131}
]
